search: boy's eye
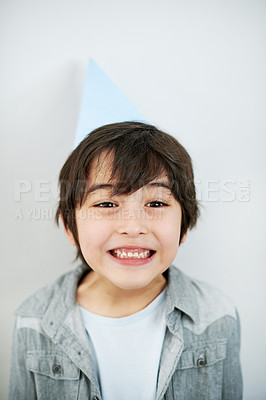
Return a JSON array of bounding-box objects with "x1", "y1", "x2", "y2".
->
[
  {"x1": 94, "y1": 202, "x2": 117, "y2": 208},
  {"x1": 146, "y1": 201, "x2": 168, "y2": 207}
]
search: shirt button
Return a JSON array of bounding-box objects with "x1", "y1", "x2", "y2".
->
[
  {"x1": 52, "y1": 364, "x2": 62, "y2": 374},
  {"x1": 197, "y1": 357, "x2": 206, "y2": 367}
]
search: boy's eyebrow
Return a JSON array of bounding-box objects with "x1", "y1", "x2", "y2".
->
[
  {"x1": 86, "y1": 184, "x2": 115, "y2": 196},
  {"x1": 85, "y1": 181, "x2": 172, "y2": 197}
]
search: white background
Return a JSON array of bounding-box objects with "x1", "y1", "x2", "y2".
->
[{"x1": 1, "y1": 0, "x2": 265, "y2": 398}]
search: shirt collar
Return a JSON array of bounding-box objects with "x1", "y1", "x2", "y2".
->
[
  {"x1": 42, "y1": 264, "x2": 86, "y2": 338},
  {"x1": 165, "y1": 265, "x2": 199, "y2": 323}
]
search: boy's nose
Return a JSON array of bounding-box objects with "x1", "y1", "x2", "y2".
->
[{"x1": 116, "y1": 209, "x2": 148, "y2": 236}]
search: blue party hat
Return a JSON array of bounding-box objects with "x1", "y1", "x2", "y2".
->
[{"x1": 74, "y1": 59, "x2": 146, "y2": 147}]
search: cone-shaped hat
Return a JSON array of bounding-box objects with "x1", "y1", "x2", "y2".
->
[{"x1": 75, "y1": 59, "x2": 146, "y2": 147}]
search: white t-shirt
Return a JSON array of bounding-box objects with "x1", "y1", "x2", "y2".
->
[{"x1": 79, "y1": 288, "x2": 167, "y2": 400}]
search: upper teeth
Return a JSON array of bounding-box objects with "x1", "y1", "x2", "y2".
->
[{"x1": 113, "y1": 249, "x2": 151, "y2": 259}]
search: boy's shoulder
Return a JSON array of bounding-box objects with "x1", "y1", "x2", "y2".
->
[
  {"x1": 168, "y1": 265, "x2": 238, "y2": 334},
  {"x1": 14, "y1": 264, "x2": 86, "y2": 318}
]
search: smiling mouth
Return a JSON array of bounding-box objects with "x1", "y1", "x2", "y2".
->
[{"x1": 109, "y1": 248, "x2": 155, "y2": 259}]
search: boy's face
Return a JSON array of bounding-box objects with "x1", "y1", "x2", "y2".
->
[{"x1": 66, "y1": 153, "x2": 186, "y2": 291}]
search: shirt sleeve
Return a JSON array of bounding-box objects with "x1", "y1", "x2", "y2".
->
[
  {"x1": 222, "y1": 309, "x2": 243, "y2": 400},
  {"x1": 8, "y1": 317, "x2": 37, "y2": 400}
]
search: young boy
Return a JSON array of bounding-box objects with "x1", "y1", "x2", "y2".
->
[{"x1": 8, "y1": 121, "x2": 242, "y2": 400}]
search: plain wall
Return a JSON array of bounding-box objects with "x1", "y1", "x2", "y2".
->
[{"x1": 1, "y1": 0, "x2": 265, "y2": 398}]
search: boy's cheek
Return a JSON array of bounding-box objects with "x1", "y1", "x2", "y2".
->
[
  {"x1": 76, "y1": 208, "x2": 103, "y2": 221},
  {"x1": 158, "y1": 226, "x2": 182, "y2": 252}
]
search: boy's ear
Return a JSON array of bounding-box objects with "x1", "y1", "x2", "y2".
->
[
  {"x1": 180, "y1": 231, "x2": 187, "y2": 244},
  {"x1": 60, "y1": 214, "x2": 76, "y2": 246}
]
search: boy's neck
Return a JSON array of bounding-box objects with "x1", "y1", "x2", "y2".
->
[{"x1": 76, "y1": 270, "x2": 167, "y2": 318}]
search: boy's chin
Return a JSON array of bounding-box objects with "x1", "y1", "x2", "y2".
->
[{"x1": 108, "y1": 273, "x2": 165, "y2": 292}]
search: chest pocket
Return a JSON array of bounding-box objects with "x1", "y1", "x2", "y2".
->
[
  {"x1": 27, "y1": 351, "x2": 80, "y2": 400},
  {"x1": 178, "y1": 339, "x2": 226, "y2": 369},
  {"x1": 167, "y1": 339, "x2": 227, "y2": 400}
]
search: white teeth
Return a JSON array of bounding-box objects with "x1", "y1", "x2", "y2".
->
[{"x1": 112, "y1": 248, "x2": 152, "y2": 259}]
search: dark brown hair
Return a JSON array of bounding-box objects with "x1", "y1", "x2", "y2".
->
[{"x1": 55, "y1": 121, "x2": 199, "y2": 266}]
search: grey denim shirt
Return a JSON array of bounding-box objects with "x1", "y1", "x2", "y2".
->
[{"x1": 8, "y1": 264, "x2": 243, "y2": 400}]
